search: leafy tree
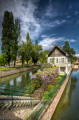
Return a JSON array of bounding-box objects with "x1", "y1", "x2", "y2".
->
[
  {"x1": 63, "y1": 40, "x2": 75, "y2": 63},
  {"x1": 40, "y1": 50, "x2": 48, "y2": 63},
  {"x1": 1, "y1": 11, "x2": 14, "y2": 67},
  {"x1": 0, "y1": 54, "x2": 7, "y2": 66},
  {"x1": 13, "y1": 19, "x2": 20, "y2": 67},
  {"x1": 19, "y1": 42, "x2": 26, "y2": 66},
  {"x1": 25, "y1": 33, "x2": 32, "y2": 66},
  {"x1": 63, "y1": 41, "x2": 70, "y2": 50},
  {"x1": 31, "y1": 40, "x2": 42, "y2": 64}
]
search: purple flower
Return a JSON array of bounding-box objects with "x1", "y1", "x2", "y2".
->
[{"x1": 31, "y1": 75, "x2": 36, "y2": 80}]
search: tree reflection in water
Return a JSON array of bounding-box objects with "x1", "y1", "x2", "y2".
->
[{"x1": 52, "y1": 71, "x2": 78, "y2": 120}]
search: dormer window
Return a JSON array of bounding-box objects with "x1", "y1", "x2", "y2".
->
[{"x1": 55, "y1": 50, "x2": 58, "y2": 54}]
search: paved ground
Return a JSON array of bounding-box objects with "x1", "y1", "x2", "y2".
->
[{"x1": 0, "y1": 107, "x2": 31, "y2": 120}]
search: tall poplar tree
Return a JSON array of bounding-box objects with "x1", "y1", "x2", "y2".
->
[
  {"x1": 1, "y1": 11, "x2": 14, "y2": 67},
  {"x1": 13, "y1": 19, "x2": 20, "y2": 67},
  {"x1": 31, "y1": 40, "x2": 42, "y2": 64},
  {"x1": 25, "y1": 33, "x2": 32, "y2": 66}
]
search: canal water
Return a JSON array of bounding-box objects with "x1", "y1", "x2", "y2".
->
[
  {"x1": 0, "y1": 68, "x2": 40, "y2": 90},
  {"x1": 51, "y1": 69, "x2": 79, "y2": 120}
]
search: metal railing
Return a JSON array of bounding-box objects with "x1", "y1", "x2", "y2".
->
[{"x1": 0, "y1": 82, "x2": 40, "y2": 110}]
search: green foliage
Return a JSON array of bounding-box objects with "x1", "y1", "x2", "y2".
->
[
  {"x1": 47, "y1": 84, "x2": 54, "y2": 92},
  {"x1": 1, "y1": 11, "x2": 14, "y2": 66},
  {"x1": 29, "y1": 59, "x2": 33, "y2": 64},
  {"x1": 25, "y1": 33, "x2": 32, "y2": 66},
  {"x1": 43, "y1": 91, "x2": 50, "y2": 99},
  {"x1": 40, "y1": 50, "x2": 48, "y2": 63},
  {"x1": 0, "y1": 54, "x2": 7, "y2": 66},
  {"x1": 25, "y1": 84, "x2": 35, "y2": 94},
  {"x1": 63, "y1": 40, "x2": 75, "y2": 62},
  {"x1": 42, "y1": 74, "x2": 65, "y2": 100},
  {"x1": 41, "y1": 63, "x2": 52, "y2": 71},
  {"x1": 12, "y1": 19, "x2": 20, "y2": 67},
  {"x1": 19, "y1": 42, "x2": 26, "y2": 66},
  {"x1": 0, "y1": 67, "x2": 15, "y2": 71},
  {"x1": 31, "y1": 40, "x2": 42, "y2": 64}
]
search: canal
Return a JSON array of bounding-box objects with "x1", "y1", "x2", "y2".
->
[
  {"x1": 51, "y1": 69, "x2": 79, "y2": 120},
  {"x1": 0, "y1": 68, "x2": 40, "y2": 91}
]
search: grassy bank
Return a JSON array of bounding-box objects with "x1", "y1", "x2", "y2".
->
[{"x1": 0, "y1": 65, "x2": 40, "y2": 71}]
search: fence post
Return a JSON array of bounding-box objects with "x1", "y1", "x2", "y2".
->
[
  {"x1": 30, "y1": 93, "x2": 32, "y2": 108},
  {"x1": 11, "y1": 87, "x2": 13, "y2": 110}
]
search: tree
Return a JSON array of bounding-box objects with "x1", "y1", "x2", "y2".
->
[
  {"x1": 31, "y1": 40, "x2": 42, "y2": 64},
  {"x1": 63, "y1": 41, "x2": 70, "y2": 50},
  {"x1": 0, "y1": 54, "x2": 7, "y2": 66},
  {"x1": 63, "y1": 40, "x2": 75, "y2": 63},
  {"x1": 19, "y1": 42, "x2": 26, "y2": 66},
  {"x1": 40, "y1": 50, "x2": 48, "y2": 63},
  {"x1": 13, "y1": 19, "x2": 20, "y2": 67},
  {"x1": 1, "y1": 11, "x2": 14, "y2": 67},
  {"x1": 25, "y1": 33, "x2": 32, "y2": 66}
]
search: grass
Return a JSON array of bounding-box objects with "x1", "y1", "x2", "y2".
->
[
  {"x1": 0, "y1": 67, "x2": 16, "y2": 71},
  {"x1": 0, "y1": 64, "x2": 40, "y2": 71}
]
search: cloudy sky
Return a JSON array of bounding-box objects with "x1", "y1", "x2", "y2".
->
[{"x1": 0, "y1": 0, "x2": 79, "y2": 54}]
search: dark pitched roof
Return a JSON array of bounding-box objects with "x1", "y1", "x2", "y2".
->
[{"x1": 48, "y1": 45, "x2": 69, "y2": 57}]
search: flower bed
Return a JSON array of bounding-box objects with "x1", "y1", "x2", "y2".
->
[{"x1": 25, "y1": 68, "x2": 59, "y2": 94}]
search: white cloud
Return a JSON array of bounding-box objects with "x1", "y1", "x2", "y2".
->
[
  {"x1": 39, "y1": 37, "x2": 65, "y2": 50},
  {"x1": 0, "y1": 0, "x2": 41, "y2": 41},
  {"x1": 70, "y1": 39, "x2": 76, "y2": 42},
  {"x1": 75, "y1": 54, "x2": 79, "y2": 58}
]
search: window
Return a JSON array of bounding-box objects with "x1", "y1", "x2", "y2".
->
[
  {"x1": 61, "y1": 58, "x2": 64, "y2": 63},
  {"x1": 56, "y1": 58, "x2": 58, "y2": 63},
  {"x1": 60, "y1": 67, "x2": 65, "y2": 72},
  {"x1": 50, "y1": 58, "x2": 53, "y2": 63}
]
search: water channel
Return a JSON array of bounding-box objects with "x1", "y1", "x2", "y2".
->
[
  {"x1": 0, "y1": 68, "x2": 40, "y2": 91},
  {"x1": 51, "y1": 69, "x2": 79, "y2": 120}
]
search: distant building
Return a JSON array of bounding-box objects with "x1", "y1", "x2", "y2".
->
[
  {"x1": 74, "y1": 59, "x2": 79, "y2": 69},
  {"x1": 47, "y1": 45, "x2": 71, "y2": 75}
]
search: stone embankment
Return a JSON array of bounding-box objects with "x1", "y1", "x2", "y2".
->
[
  {"x1": 0, "y1": 66, "x2": 40, "y2": 78},
  {"x1": 40, "y1": 70, "x2": 72, "y2": 120}
]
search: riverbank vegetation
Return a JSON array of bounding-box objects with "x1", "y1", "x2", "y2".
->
[
  {"x1": 25, "y1": 64, "x2": 66, "y2": 100},
  {"x1": 0, "y1": 11, "x2": 48, "y2": 68},
  {"x1": 25, "y1": 65, "x2": 58, "y2": 94}
]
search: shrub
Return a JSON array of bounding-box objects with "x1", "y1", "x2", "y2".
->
[
  {"x1": 25, "y1": 84, "x2": 35, "y2": 94},
  {"x1": 43, "y1": 91, "x2": 50, "y2": 99},
  {"x1": 31, "y1": 68, "x2": 59, "y2": 91},
  {"x1": 41, "y1": 63, "x2": 52, "y2": 71},
  {"x1": 47, "y1": 84, "x2": 54, "y2": 92}
]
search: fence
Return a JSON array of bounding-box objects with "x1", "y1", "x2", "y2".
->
[
  {"x1": 25, "y1": 74, "x2": 67, "y2": 120},
  {"x1": 0, "y1": 82, "x2": 40, "y2": 110}
]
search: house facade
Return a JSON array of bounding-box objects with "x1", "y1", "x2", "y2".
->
[{"x1": 47, "y1": 46, "x2": 71, "y2": 75}]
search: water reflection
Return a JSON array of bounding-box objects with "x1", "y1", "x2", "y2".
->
[
  {"x1": 52, "y1": 70, "x2": 78, "y2": 120},
  {"x1": 0, "y1": 69, "x2": 40, "y2": 94}
]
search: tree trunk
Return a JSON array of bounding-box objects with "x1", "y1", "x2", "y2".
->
[
  {"x1": 27, "y1": 61, "x2": 28, "y2": 66},
  {"x1": 22, "y1": 61, "x2": 24, "y2": 67},
  {"x1": 14, "y1": 60, "x2": 16, "y2": 68},
  {"x1": 22, "y1": 59, "x2": 24, "y2": 67},
  {"x1": 8, "y1": 62, "x2": 10, "y2": 68}
]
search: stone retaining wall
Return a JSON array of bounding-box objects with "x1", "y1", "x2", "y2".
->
[
  {"x1": 40, "y1": 69, "x2": 72, "y2": 120},
  {"x1": 0, "y1": 66, "x2": 39, "y2": 78}
]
